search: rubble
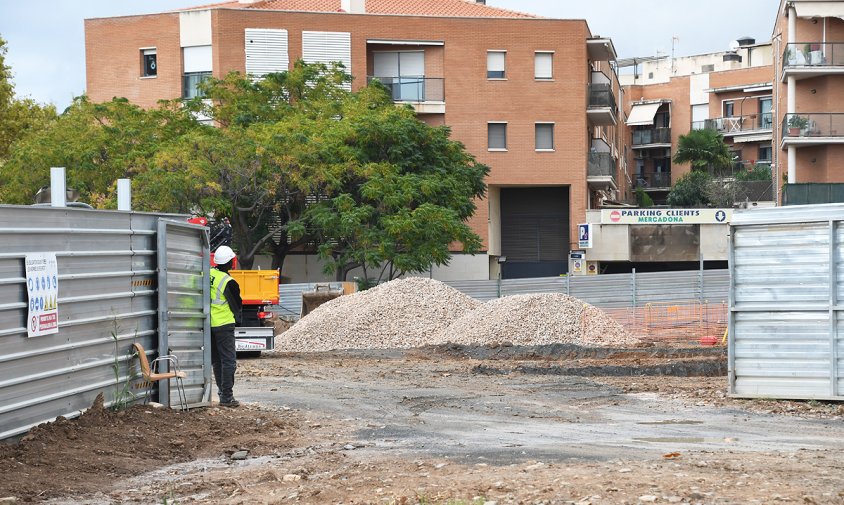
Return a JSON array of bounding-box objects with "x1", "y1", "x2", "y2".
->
[
  {"x1": 279, "y1": 277, "x2": 481, "y2": 351},
  {"x1": 435, "y1": 293, "x2": 637, "y2": 347},
  {"x1": 279, "y1": 279, "x2": 636, "y2": 351}
]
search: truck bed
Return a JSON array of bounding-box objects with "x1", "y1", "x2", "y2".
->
[{"x1": 228, "y1": 269, "x2": 279, "y2": 304}]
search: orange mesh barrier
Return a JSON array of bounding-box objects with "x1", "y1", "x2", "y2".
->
[{"x1": 602, "y1": 301, "x2": 728, "y2": 346}]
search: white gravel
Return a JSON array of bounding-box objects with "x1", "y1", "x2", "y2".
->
[
  {"x1": 434, "y1": 293, "x2": 637, "y2": 347},
  {"x1": 279, "y1": 277, "x2": 481, "y2": 351},
  {"x1": 278, "y1": 279, "x2": 637, "y2": 352}
]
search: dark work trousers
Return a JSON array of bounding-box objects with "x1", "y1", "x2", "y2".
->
[{"x1": 211, "y1": 323, "x2": 237, "y2": 401}]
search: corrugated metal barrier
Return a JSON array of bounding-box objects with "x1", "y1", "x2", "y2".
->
[
  {"x1": 730, "y1": 204, "x2": 844, "y2": 401},
  {"x1": 0, "y1": 206, "x2": 210, "y2": 440}
]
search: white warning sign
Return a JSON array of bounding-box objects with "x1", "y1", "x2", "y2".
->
[{"x1": 25, "y1": 252, "x2": 59, "y2": 338}]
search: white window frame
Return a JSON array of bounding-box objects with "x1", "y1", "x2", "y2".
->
[
  {"x1": 140, "y1": 47, "x2": 157, "y2": 79},
  {"x1": 488, "y1": 121, "x2": 508, "y2": 151},
  {"x1": 487, "y1": 50, "x2": 506, "y2": 80},
  {"x1": 535, "y1": 122, "x2": 555, "y2": 151},
  {"x1": 535, "y1": 51, "x2": 554, "y2": 80}
]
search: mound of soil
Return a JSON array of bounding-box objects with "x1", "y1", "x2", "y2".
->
[{"x1": 0, "y1": 394, "x2": 299, "y2": 502}]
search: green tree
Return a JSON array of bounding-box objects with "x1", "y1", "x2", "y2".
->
[
  {"x1": 0, "y1": 36, "x2": 56, "y2": 162},
  {"x1": 672, "y1": 128, "x2": 733, "y2": 173},
  {"x1": 307, "y1": 84, "x2": 489, "y2": 282},
  {"x1": 0, "y1": 97, "x2": 196, "y2": 205},
  {"x1": 666, "y1": 170, "x2": 715, "y2": 207}
]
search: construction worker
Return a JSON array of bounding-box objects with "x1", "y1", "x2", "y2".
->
[{"x1": 210, "y1": 245, "x2": 242, "y2": 407}]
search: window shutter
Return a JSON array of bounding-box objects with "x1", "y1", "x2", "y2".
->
[
  {"x1": 535, "y1": 124, "x2": 554, "y2": 150},
  {"x1": 183, "y1": 45, "x2": 212, "y2": 73},
  {"x1": 487, "y1": 51, "x2": 505, "y2": 78},
  {"x1": 488, "y1": 123, "x2": 507, "y2": 149},
  {"x1": 535, "y1": 52, "x2": 553, "y2": 79},
  {"x1": 245, "y1": 28, "x2": 289, "y2": 77},
  {"x1": 302, "y1": 31, "x2": 352, "y2": 90}
]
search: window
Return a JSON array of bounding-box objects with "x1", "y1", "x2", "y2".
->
[
  {"x1": 724, "y1": 101, "x2": 735, "y2": 117},
  {"x1": 183, "y1": 45, "x2": 212, "y2": 99},
  {"x1": 183, "y1": 72, "x2": 212, "y2": 99},
  {"x1": 535, "y1": 123, "x2": 554, "y2": 150},
  {"x1": 535, "y1": 52, "x2": 553, "y2": 80},
  {"x1": 759, "y1": 97, "x2": 773, "y2": 128},
  {"x1": 758, "y1": 145, "x2": 772, "y2": 162},
  {"x1": 488, "y1": 122, "x2": 507, "y2": 150},
  {"x1": 141, "y1": 48, "x2": 157, "y2": 77},
  {"x1": 373, "y1": 51, "x2": 426, "y2": 101},
  {"x1": 487, "y1": 51, "x2": 505, "y2": 79}
]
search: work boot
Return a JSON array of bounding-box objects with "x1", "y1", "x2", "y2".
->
[{"x1": 219, "y1": 397, "x2": 240, "y2": 408}]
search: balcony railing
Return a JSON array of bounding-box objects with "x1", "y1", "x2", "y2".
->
[
  {"x1": 632, "y1": 128, "x2": 671, "y2": 146},
  {"x1": 635, "y1": 172, "x2": 671, "y2": 189},
  {"x1": 367, "y1": 76, "x2": 444, "y2": 102},
  {"x1": 691, "y1": 113, "x2": 773, "y2": 133},
  {"x1": 783, "y1": 42, "x2": 844, "y2": 67},
  {"x1": 588, "y1": 83, "x2": 617, "y2": 111},
  {"x1": 782, "y1": 113, "x2": 844, "y2": 139},
  {"x1": 588, "y1": 152, "x2": 616, "y2": 178}
]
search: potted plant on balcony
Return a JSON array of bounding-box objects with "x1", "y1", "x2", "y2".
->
[{"x1": 787, "y1": 114, "x2": 809, "y2": 136}]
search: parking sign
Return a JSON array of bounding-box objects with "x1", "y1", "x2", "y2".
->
[{"x1": 578, "y1": 223, "x2": 592, "y2": 249}]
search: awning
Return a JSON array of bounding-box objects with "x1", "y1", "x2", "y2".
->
[
  {"x1": 793, "y1": 1, "x2": 844, "y2": 20},
  {"x1": 734, "y1": 133, "x2": 773, "y2": 143},
  {"x1": 626, "y1": 102, "x2": 662, "y2": 126}
]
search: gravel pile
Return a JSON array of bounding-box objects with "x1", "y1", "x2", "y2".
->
[
  {"x1": 433, "y1": 293, "x2": 637, "y2": 347},
  {"x1": 279, "y1": 277, "x2": 481, "y2": 351}
]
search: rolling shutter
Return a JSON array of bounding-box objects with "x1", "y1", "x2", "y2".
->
[
  {"x1": 302, "y1": 31, "x2": 352, "y2": 90},
  {"x1": 245, "y1": 28, "x2": 289, "y2": 77}
]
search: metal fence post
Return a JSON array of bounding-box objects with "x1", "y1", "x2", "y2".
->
[
  {"x1": 631, "y1": 268, "x2": 637, "y2": 308},
  {"x1": 699, "y1": 257, "x2": 705, "y2": 303}
]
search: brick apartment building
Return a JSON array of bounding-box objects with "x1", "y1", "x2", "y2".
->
[
  {"x1": 619, "y1": 42, "x2": 775, "y2": 205},
  {"x1": 775, "y1": 0, "x2": 844, "y2": 204},
  {"x1": 85, "y1": 0, "x2": 622, "y2": 281}
]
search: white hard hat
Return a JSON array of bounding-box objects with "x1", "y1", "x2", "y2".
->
[{"x1": 214, "y1": 245, "x2": 236, "y2": 265}]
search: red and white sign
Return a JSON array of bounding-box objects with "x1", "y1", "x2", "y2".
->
[{"x1": 25, "y1": 252, "x2": 59, "y2": 337}]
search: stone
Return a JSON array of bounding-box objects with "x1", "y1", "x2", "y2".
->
[{"x1": 230, "y1": 450, "x2": 249, "y2": 460}]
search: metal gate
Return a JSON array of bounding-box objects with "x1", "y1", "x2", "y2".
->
[{"x1": 156, "y1": 220, "x2": 211, "y2": 408}]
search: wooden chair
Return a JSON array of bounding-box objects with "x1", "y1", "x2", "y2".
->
[{"x1": 131, "y1": 343, "x2": 188, "y2": 410}]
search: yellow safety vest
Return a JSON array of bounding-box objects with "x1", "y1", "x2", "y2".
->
[{"x1": 210, "y1": 268, "x2": 236, "y2": 327}]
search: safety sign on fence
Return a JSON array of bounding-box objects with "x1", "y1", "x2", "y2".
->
[{"x1": 25, "y1": 252, "x2": 59, "y2": 338}]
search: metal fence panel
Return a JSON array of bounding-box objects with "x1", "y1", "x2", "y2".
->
[
  {"x1": 157, "y1": 219, "x2": 211, "y2": 408},
  {"x1": 0, "y1": 206, "x2": 159, "y2": 440},
  {"x1": 444, "y1": 279, "x2": 499, "y2": 301},
  {"x1": 730, "y1": 204, "x2": 844, "y2": 401},
  {"x1": 636, "y1": 270, "x2": 701, "y2": 305},
  {"x1": 501, "y1": 277, "x2": 566, "y2": 297},
  {"x1": 569, "y1": 273, "x2": 634, "y2": 308}
]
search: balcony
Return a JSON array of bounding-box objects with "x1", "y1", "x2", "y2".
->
[
  {"x1": 634, "y1": 171, "x2": 672, "y2": 190},
  {"x1": 367, "y1": 76, "x2": 445, "y2": 114},
  {"x1": 632, "y1": 127, "x2": 671, "y2": 148},
  {"x1": 587, "y1": 83, "x2": 618, "y2": 126},
  {"x1": 781, "y1": 113, "x2": 844, "y2": 148},
  {"x1": 691, "y1": 113, "x2": 773, "y2": 140},
  {"x1": 587, "y1": 152, "x2": 617, "y2": 190},
  {"x1": 782, "y1": 42, "x2": 844, "y2": 81}
]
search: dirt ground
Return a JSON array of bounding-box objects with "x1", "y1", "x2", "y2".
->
[{"x1": 2, "y1": 346, "x2": 844, "y2": 504}]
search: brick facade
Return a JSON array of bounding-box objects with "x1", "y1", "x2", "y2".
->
[{"x1": 86, "y1": 6, "x2": 618, "y2": 274}]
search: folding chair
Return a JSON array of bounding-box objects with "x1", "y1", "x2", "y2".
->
[{"x1": 131, "y1": 343, "x2": 188, "y2": 410}]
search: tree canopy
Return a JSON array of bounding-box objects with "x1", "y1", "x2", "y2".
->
[
  {"x1": 0, "y1": 60, "x2": 489, "y2": 278},
  {"x1": 672, "y1": 128, "x2": 733, "y2": 173},
  {"x1": 0, "y1": 36, "x2": 56, "y2": 162}
]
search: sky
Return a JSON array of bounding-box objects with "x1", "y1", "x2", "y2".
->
[{"x1": 0, "y1": 0, "x2": 779, "y2": 111}]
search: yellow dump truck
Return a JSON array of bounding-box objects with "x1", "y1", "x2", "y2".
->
[{"x1": 227, "y1": 269, "x2": 280, "y2": 355}]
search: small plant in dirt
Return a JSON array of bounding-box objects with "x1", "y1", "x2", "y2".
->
[{"x1": 110, "y1": 325, "x2": 139, "y2": 412}]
